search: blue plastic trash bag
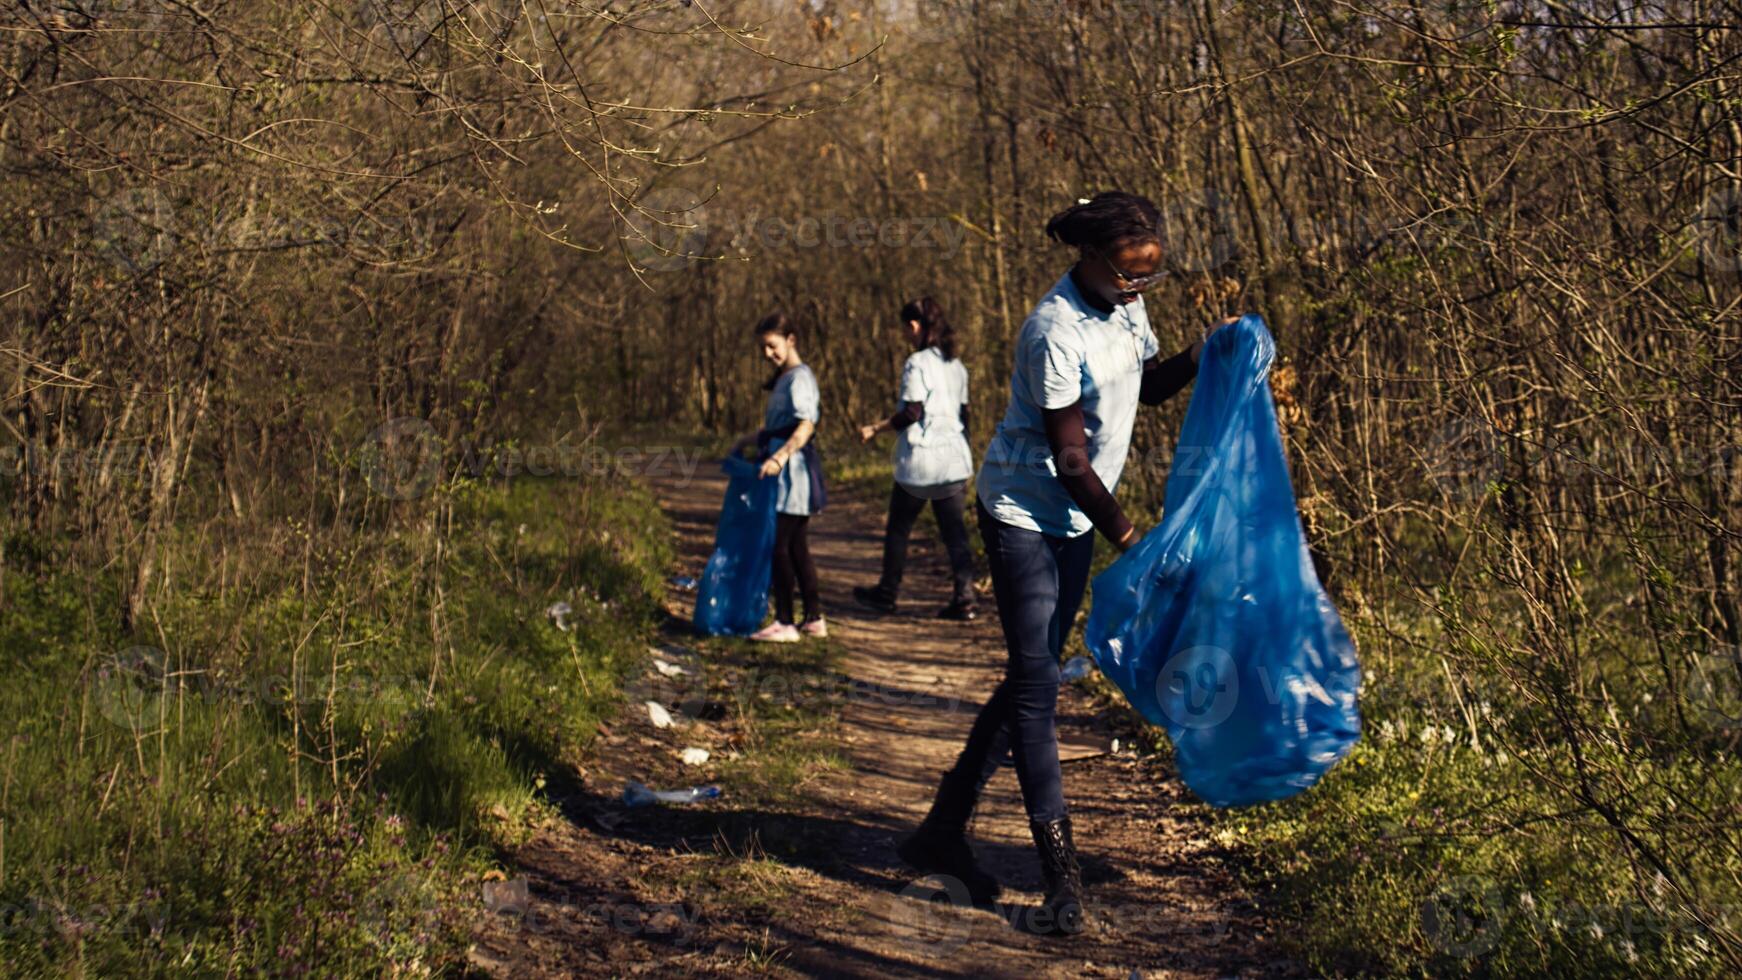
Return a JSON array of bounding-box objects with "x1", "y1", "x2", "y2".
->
[
  {"x1": 1084, "y1": 314, "x2": 1361, "y2": 807},
  {"x1": 693, "y1": 456, "x2": 778, "y2": 636}
]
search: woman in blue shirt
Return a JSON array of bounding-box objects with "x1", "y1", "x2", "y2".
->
[
  {"x1": 730, "y1": 313, "x2": 828, "y2": 643},
  {"x1": 897, "y1": 193, "x2": 1238, "y2": 936},
  {"x1": 853, "y1": 297, "x2": 978, "y2": 621}
]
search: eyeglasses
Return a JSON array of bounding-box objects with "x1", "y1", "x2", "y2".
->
[{"x1": 1092, "y1": 247, "x2": 1169, "y2": 292}]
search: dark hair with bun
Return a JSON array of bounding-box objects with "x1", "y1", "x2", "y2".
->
[
  {"x1": 899, "y1": 296, "x2": 959, "y2": 361},
  {"x1": 1044, "y1": 191, "x2": 1162, "y2": 254},
  {"x1": 755, "y1": 311, "x2": 797, "y2": 341},
  {"x1": 757, "y1": 312, "x2": 799, "y2": 390}
]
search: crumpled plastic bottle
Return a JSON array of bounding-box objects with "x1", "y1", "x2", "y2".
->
[
  {"x1": 693, "y1": 456, "x2": 779, "y2": 636},
  {"x1": 621, "y1": 781, "x2": 722, "y2": 808},
  {"x1": 1085, "y1": 314, "x2": 1361, "y2": 808}
]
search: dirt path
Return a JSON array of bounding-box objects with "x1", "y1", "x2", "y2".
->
[{"x1": 470, "y1": 464, "x2": 1298, "y2": 978}]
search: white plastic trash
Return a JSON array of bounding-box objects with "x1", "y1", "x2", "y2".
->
[
  {"x1": 1060, "y1": 656, "x2": 1095, "y2": 682},
  {"x1": 545, "y1": 601, "x2": 573, "y2": 632}
]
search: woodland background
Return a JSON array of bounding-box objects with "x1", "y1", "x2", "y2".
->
[{"x1": 1, "y1": 0, "x2": 1739, "y2": 975}]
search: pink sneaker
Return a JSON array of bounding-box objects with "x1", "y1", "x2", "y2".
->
[
  {"x1": 800, "y1": 618, "x2": 828, "y2": 639},
  {"x1": 750, "y1": 621, "x2": 801, "y2": 643}
]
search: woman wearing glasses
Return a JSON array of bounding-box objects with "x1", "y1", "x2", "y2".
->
[
  {"x1": 897, "y1": 192, "x2": 1238, "y2": 936},
  {"x1": 853, "y1": 297, "x2": 979, "y2": 622}
]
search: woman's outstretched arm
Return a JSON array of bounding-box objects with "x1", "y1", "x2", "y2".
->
[
  {"x1": 1141, "y1": 315, "x2": 1240, "y2": 405},
  {"x1": 1140, "y1": 346, "x2": 1198, "y2": 406},
  {"x1": 860, "y1": 402, "x2": 923, "y2": 442}
]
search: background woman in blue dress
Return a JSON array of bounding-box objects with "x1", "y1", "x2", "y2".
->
[{"x1": 731, "y1": 313, "x2": 828, "y2": 643}]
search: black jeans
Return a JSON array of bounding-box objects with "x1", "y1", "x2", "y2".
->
[
  {"x1": 877, "y1": 482, "x2": 976, "y2": 603},
  {"x1": 939, "y1": 499, "x2": 1095, "y2": 824},
  {"x1": 772, "y1": 513, "x2": 820, "y2": 625}
]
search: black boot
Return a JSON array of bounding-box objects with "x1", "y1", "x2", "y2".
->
[
  {"x1": 936, "y1": 597, "x2": 978, "y2": 621},
  {"x1": 1025, "y1": 815, "x2": 1086, "y2": 936},
  {"x1": 896, "y1": 772, "x2": 1000, "y2": 907},
  {"x1": 852, "y1": 583, "x2": 898, "y2": 614}
]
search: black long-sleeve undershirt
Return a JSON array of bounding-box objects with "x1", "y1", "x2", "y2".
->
[
  {"x1": 1043, "y1": 346, "x2": 1198, "y2": 546},
  {"x1": 889, "y1": 403, "x2": 972, "y2": 439},
  {"x1": 889, "y1": 402, "x2": 923, "y2": 429},
  {"x1": 1142, "y1": 345, "x2": 1198, "y2": 406}
]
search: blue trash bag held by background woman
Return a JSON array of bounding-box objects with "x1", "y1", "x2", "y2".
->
[
  {"x1": 1084, "y1": 314, "x2": 1361, "y2": 807},
  {"x1": 694, "y1": 456, "x2": 780, "y2": 636}
]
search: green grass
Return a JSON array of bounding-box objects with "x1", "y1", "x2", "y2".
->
[
  {"x1": 0, "y1": 470, "x2": 672, "y2": 977},
  {"x1": 1207, "y1": 614, "x2": 1741, "y2": 977},
  {"x1": 629, "y1": 579, "x2": 852, "y2": 931},
  {"x1": 664, "y1": 627, "x2": 851, "y2": 810}
]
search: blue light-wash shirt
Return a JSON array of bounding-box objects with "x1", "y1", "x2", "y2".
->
[
  {"x1": 764, "y1": 363, "x2": 821, "y2": 515},
  {"x1": 977, "y1": 270, "x2": 1159, "y2": 537},
  {"x1": 893, "y1": 346, "x2": 973, "y2": 490}
]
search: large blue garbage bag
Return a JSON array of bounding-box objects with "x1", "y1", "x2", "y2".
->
[
  {"x1": 1084, "y1": 314, "x2": 1361, "y2": 807},
  {"x1": 693, "y1": 456, "x2": 778, "y2": 636}
]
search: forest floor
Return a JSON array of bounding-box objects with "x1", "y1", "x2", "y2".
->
[{"x1": 469, "y1": 462, "x2": 1301, "y2": 978}]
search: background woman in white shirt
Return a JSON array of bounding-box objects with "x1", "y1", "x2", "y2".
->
[{"x1": 853, "y1": 298, "x2": 978, "y2": 621}]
